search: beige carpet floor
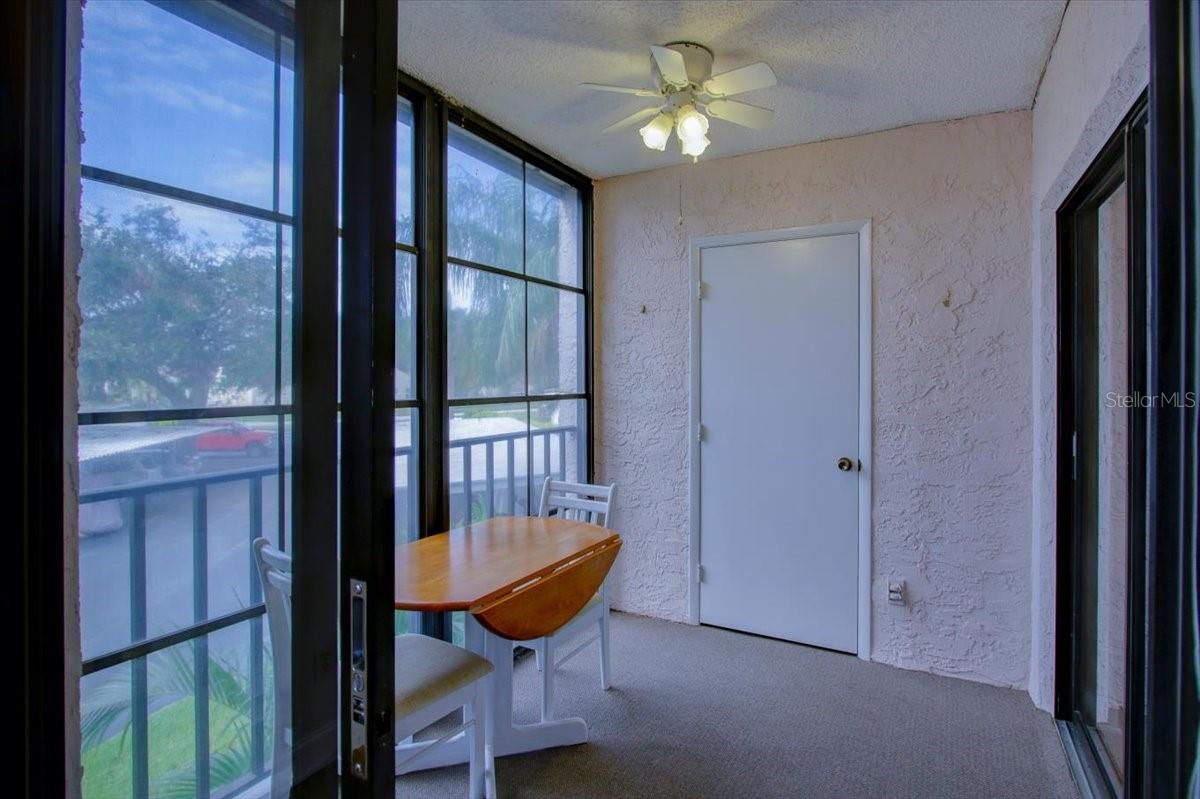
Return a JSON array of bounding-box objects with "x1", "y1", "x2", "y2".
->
[{"x1": 398, "y1": 612, "x2": 1076, "y2": 798}]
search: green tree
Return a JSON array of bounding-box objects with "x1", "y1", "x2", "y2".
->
[
  {"x1": 79, "y1": 204, "x2": 279, "y2": 409},
  {"x1": 79, "y1": 165, "x2": 569, "y2": 409},
  {"x1": 445, "y1": 162, "x2": 567, "y2": 396}
]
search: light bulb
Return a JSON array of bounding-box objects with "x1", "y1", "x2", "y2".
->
[
  {"x1": 675, "y1": 104, "x2": 709, "y2": 142},
  {"x1": 639, "y1": 113, "x2": 674, "y2": 151},
  {"x1": 680, "y1": 132, "x2": 710, "y2": 159}
]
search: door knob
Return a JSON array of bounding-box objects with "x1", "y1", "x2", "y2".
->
[{"x1": 836, "y1": 457, "x2": 857, "y2": 472}]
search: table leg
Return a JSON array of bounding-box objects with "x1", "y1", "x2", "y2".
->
[{"x1": 477, "y1": 616, "x2": 589, "y2": 758}]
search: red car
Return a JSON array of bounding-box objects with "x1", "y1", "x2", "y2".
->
[{"x1": 194, "y1": 422, "x2": 274, "y2": 458}]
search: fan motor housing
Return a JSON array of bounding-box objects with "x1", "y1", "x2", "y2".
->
[{"x1": 657, "y1": 41, "x2": 714, "y2": 88}]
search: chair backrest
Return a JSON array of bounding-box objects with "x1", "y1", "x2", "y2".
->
[
  {"x1": 537, "y1": 478, "x2": 616, "y2": 529},
  {"x1": 252, "y1": 538, "x2": 293, "y2": 762}
]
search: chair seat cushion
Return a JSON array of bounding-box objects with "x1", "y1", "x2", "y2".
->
[{"x1": 394, "y1": 634, "x2": 494, "y2": 719}]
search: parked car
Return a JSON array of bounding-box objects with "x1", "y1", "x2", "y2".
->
[{"x1": 194, "y1": 422, "x2": 274, "y2": 458}]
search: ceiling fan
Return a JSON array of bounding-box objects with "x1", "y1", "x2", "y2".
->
[{"x1": 582, "y1": 42, "x2": 777, "y2": 162}]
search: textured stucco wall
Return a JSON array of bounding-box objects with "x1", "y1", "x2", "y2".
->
[
  {"x1": 1028, "y1": 0, "x2": 1148, "y2": 712},
  {"x1": 595, "y1": 110, "x2": 1034, "y2": 689},
  {"x1": 65, "y1": 1, "x2": 83, "y2": 795}
]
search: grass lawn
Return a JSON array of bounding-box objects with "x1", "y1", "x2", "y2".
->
[{"x1": 82, "y1": 698, "x2": 250, "y2": 799}]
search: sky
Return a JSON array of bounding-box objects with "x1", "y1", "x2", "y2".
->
[{"x1": 81, "y1": 0, "x2": 415, "y2": 247}]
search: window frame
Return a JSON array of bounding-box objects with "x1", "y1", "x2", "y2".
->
[
  {"x1": 1054, "y1": 93, "x2": 1148, "y2": 798},
  {"x1": 72, "y1": 3, "x2": 329, "y2": 796},
  {"x1": 443, "y1": 108, "x2": 593, "y2": 519},
  {"x1": 398, "y1": 76, "x2": 595, "y2": 640}
]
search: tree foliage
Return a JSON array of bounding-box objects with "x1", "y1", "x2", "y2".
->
[
  {"x1": 79, "y1": 161, "x2": 576, "y2": 410},
  {"x1": 80, "y1": 205, "x2": 279, "y2": 409}
]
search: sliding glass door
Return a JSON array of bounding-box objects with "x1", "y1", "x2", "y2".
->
[
  {"x1": 77, "y1": 1, "x2": 342, "y2": 795},
  {"x1": 75, "y1": 4, "x2": 589, "y2": 790},
  {"x1": 1056, "y1": 95, "x2": 1148, "y2": 796}
]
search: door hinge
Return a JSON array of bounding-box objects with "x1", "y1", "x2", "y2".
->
[
  {"x1": 697, "y1": 281, "x2": 707, "y2": 300},
  {"x1": 697, "y1": 564, "x2": 706, "y2": 583},
  {"x1": 697, "y1": 423, "x2": 707, "y2": 443}
]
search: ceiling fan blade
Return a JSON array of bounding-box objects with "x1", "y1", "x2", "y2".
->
[
  {"x1": 649, "y1": 45, "x2": 689, "y2": 87},
  {"x1": 706, "y1": 99, "x2": 775, "y2": 130},
  {"x1": 703, "y1": 62, "x2": 777, "y2": 97},
  {"x1": 581, "y1": 82, "x2": 659, "y2": 98},
  {"x1": 603, "y1": 107, "x2": 659, "y2": 133}
]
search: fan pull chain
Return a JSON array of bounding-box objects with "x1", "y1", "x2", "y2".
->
[{"x1": 678, "y1": 177, "x2": 684, "y2": 226}]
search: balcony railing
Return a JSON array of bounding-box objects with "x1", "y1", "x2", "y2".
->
[
  {"x1": 79, "y1": 423, "x2": 578, "y2": 798},
  {"x1": 450, "y1": 424, "x2": 577, "y2": 523}
]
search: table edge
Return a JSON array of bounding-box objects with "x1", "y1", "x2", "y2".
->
[{"x1": 393, "y1": 526, "x2": 621, "y2": 612}]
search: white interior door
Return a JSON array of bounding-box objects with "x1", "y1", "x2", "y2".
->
[{"x1": 698, "y1": 231, "x2": 860, "y2": 653}]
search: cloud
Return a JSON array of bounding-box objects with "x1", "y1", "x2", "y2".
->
[
  {"x1": 84, "y1": 179, "x2": 259, "y2": 258},
  {"x1": 213, "y1": 160, "x2": 274, "y2": 192},
  {"x1": 107, "y1": 74, "x2": 253, "y2": 119}
]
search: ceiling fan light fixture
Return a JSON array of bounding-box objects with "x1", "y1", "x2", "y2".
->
[
  {"x1": 639, "y1": 112, "x2": 674, "y2": 151},
  {"x1": 589, "y1": 43, "x2": 776, "y2": 164}
]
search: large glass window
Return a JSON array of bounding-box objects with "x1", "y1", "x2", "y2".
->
[
  {"x1": 446, "y1": 125, "x2": 588, "y2": 530},
  {"x1": 79, "y1": 3, "x2": 292, "y2": 796},
  {"x1": 445, "y1": 125, "x2": 589, "y2": 647}
]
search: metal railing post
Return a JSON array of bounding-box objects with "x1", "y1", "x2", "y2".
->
[
  {"x1": 130, "y1": 495, "x2": 149, "y2": 799},
  {"x1": 485, "y1": 442, "x2": 495, "y2": 518},
  {"x1": 406, "y1": 447, "x2": 418, "y2": 541},
  {"x1": 558, "y1": 430, "x2": 567, "y2": 481},
  {"x1": 248, "y1": 476, "x2": 265, "y2": 776},
  {"x1": 193, "y1": 485, "x2": 211, "y2": 798},
  {"x1": 506, "y1": 439, "x2": 516, "y2": 514},
  {"x1": 461, "y1": 443, "x2": 472, "y2": 523}
]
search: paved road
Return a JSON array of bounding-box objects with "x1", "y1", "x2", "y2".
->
[{"x1": 80, "y1": 454, "x2": 285, "y2": 668}]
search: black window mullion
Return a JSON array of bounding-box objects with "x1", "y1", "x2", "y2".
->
[
  {"x1": 78, "y1": 404, "x2": 292, "y2": 426},
  {"x1": 582, "y1": 183, "x2": 594, "y2": 482},
  {"x1": 417, "y1": 86, "x2": 449, "y2": 641},
  {"x1": 80, "y1": 165, "x2": 289, "y2": 225},
  {"x1": 273, "y1": 27, "x2": 287, "y2": 551},
  {"x1": 523, "y1": 160, "x2": 531, "y2": 505},
  {"x1": 447, "y1": 254, "x2": 584, "y2": 294}
]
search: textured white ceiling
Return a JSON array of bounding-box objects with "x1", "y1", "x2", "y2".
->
[{"x1": 396, "y1": 0, "x2": 1065, "y2": 179}]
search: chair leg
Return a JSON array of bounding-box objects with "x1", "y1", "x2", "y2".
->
[
  {"x1": 599, "y1": 608, "x2": 612, "y2": 690},
  {"x1": 484, "y1": 687, "x2": 496, "y2": 799},
  {"x1": 534, "y1": 639, "x2": 544, "y2": 673},
  {"x1": 467, "y1": 684, "x2": 486, "y2": 799},
  {"x1": 540, "y1": 636, "x2": 555, "y2": 722}
]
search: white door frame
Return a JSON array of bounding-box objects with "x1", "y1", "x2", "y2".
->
[{"x1": 688, "y1": 219, "x2": 872, "y2": 660}]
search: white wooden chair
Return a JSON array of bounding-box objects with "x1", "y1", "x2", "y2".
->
[
  {"x1": 251, "y1": 538, "x2": 294, "y2": 798},
  {"x1": 253, "y1": 538, "x2": 496, "y2": 798},
  {"x1": 520, "y1": 478, "x2": 617, "y2": 722}
]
